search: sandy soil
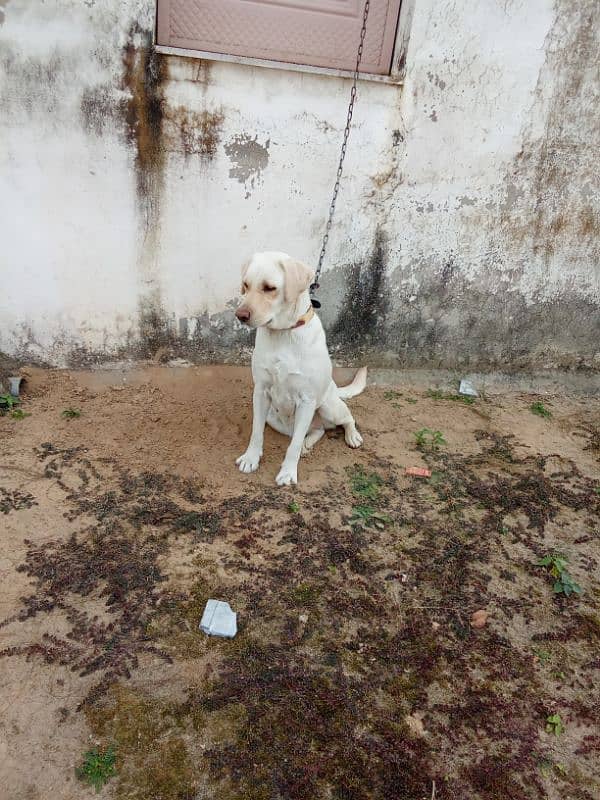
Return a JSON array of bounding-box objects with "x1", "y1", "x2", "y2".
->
[{"x1": 1, "y1": 365, "x2": 599, "y2": 800}]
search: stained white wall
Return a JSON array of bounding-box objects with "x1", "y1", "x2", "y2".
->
[{"x1": 1, "y1": 0, "x2": 598, "y2": 368}]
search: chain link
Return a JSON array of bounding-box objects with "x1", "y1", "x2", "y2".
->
[{"x1": 311, "y1": 0, "x2": 371, "y2": 299}]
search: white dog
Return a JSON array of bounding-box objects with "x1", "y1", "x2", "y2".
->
[{"x1": 235, "y1": 251, "x2": 366, "y2": 486}]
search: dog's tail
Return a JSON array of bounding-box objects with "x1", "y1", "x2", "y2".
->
[{"x1": 337, "y1": 367, "x2": 368, "y2": 400}]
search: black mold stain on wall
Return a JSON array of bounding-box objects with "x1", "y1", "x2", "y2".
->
[
  {"x1": 121, "y1": 25, "x2": 166, "y2": 207},
  {"x1": 329, "y1": 230, "x2": 390, "y2": 351},
  {"x1": 120, "y1": 25, "x2": 169, "y2": 358},
  {"x1": 116, "y1": 27, "x2": 228, "y2": 359},
  {"x1": 320, "y1": 234, "x2": 600, "y2": 371},
  {"x1": 500, "y1": 0, "x2": 599, "y2": 263},
  {"x1": 80, "y1": 83, "x2": 128, "y2": 137},
  {"x1": 383, "y1": 279, "x2": 600, "y2": 372}
]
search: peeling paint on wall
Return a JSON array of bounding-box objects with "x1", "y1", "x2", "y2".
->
[{"x1": 224, "y1": 133, "x2": 270, "y2": 197}]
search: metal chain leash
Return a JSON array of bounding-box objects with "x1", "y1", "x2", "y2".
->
[{"x1": 310, "y1": 0, "x2": 371, "y2": 307}]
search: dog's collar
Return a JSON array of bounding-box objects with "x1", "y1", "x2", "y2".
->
[{"x1": 289, "y1": 305, "x2": 314, "y2": 330}]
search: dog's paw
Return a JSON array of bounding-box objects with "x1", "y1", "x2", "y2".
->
[
  {"x1": 345, "y1": 427, "x2": 363, "y2": 448},
  {"x1": 236, "y1": 451, "x2": 261, "y2": 473},
  {"x1": 275, "y1": 464, "x2": 298, "y2": 486}
]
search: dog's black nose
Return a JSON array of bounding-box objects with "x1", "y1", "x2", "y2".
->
[{"x1": 235, "y1": 307, "x2": 251, "y2": 323}]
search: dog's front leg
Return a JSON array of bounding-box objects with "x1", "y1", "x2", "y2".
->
[
  {"x1": 236, "y1": 383, "x2": 270, "y2": 474},
  {"x1": 275, "y1": 398, "x2": 316, "y2": 487}
]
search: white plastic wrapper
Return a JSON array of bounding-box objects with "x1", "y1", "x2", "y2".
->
[
  {"x1": 459, "y1": 379, "x2": 478, "y2": 398},
  {"x1": 199, "y1": 599, "x2": 237, "y2": 638}
]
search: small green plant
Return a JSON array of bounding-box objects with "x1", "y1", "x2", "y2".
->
[
  {"x1": 426, "y1": 389, "x2": 475, "y2": 405},
  {"x1": 530, "y1": 401, "x2": 551, "y2": 419},
  {"x1": 554, "y1": 570, "x2": 582, "y2": 596},
  {"x1": 0, "y1": 393, "x2": 20, "y2": 414},
  {"x1": 595, "y1": 487, "x2": 600, "y2": 496},
  {"x1": 76, "y1": 746, "x2": 117, "y2": 792},
  {"x1": 414, "y1": 428, "x2": 446, "y2": 451},
  {"x1": 427, "y1": 389, "x2": 445, "y2": 400},
  {"x1": 406, "y1": 397, "x2": 418, "y2": 404},
  {"x1": 289, "y1": 582, "x2": 320, "y2": 606},
  {"x1": 533, "y1": 648, "x2": 552, "y2": 665},
  {"x1": 383, "y1": 390, "x2": 404, "y2": 408},
  {"x1": 537, "y1": 553, "x2": 582, "y2": 597},
  {"x1": 288, "y1": 501, "x2": 300, "y2": 514},
  {"x1": 349, "y1": 505, "x2": 391, "y2": 530},
  {"x1": 538, "y1": 756, "x2": 553, "y2": 776},
  {"x1": 62, "y1": 407, "x2": 82, "y2": 419},
  {"x1": 538, "y1": 755, "x2": 567, "y2": 776},
  {"x1": 347, "y1": 465, "x2": 383, "y2": 501},
  {"x1": 545, "y1": 713, "x2": 564, "y2": 736},
  {"x1": 10, "y1": 408, "x2": 30, "y2": 420}
]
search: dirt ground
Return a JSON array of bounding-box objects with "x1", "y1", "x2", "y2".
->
[{"x1": 1, "y1": 365, "x2": 599, "y2": 800}]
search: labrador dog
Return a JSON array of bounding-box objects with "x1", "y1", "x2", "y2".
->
[{"x1": 235, "y1": 251, "x2": 366, "y2": 486}]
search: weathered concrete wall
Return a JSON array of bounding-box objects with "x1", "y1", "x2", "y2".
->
[{"x1": 1, "y1": 0, "x2": 598, "y2": 370}]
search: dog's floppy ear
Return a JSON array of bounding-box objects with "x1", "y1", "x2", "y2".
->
[
  {"x1": 279, "y1": 257, "x2": 315, "y2": 303},
  {"x1": 240, "y1": 258, "x2": 250, "y2": 294}
]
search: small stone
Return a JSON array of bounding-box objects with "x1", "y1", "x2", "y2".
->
[
  {"x1": 470, "y1": 609, "x2": 489, "y2": 628},
  {"x1": 405, "y1": 713, "x2": 426, "y2": 737}
]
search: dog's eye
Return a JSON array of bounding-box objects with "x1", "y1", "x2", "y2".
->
[{"x1": 263, "y1": 285, "x2": 276, "y2": 293}]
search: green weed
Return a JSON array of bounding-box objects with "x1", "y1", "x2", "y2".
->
[
  {"x1": 427, "y1": 389, "x2": 475, "y2": 405},
  {"x1": 533, "y1": 648, "x2": 552, "y2": 665},
  {"x1": 349, "y1": 505, "x2": 391, "y2": 530},
  {"x1": 0, "y1": 393, "x2": 19, "y2": 414},
  {"x1": 538, "y1": 755, "x2": 567, "y2": 776},
  {"x1": 414, "y1": 428, "x2": 446, "y2": 451},
  {"x1": 537, "y1": 553, "x2": 582, "y2": 597},
  {"x1": 10, "y1": 408, "x2": 30, "y2": 420},
  {"x1": 545, "y1": 713, "x2": 564, "y2": 736},
  {"x1": 347, "y1": 465, "x2": 383, "y2": 501},
  {"x1": 530, "y1": 401, "x2": 551, "y2": 419},
  {"x1": 288, "y1": 501, "x2": 300, "y2": 514},
  {"x1": 288, "y1": 582, "x2": 320, "y2": 606},
  {"x1": 76, "y1": 746, "x2": 117, "y2": 792},
  {"x1": 62, "y1": 407, "x2": 82, "y2": 419}
]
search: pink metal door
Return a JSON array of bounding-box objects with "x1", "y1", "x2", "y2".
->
[{"x1": 156, "y1": 0, "x2": 402, "y2": 75}]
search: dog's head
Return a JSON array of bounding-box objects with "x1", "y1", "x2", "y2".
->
[{"x1": 235, "y1": 252, "x2": 315, "y2": 329}]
